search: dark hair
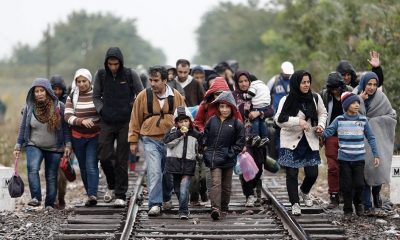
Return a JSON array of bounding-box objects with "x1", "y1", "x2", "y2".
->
[
  {"x1": 176, "y1": 59, "x2": 191, "y2": 68},
  {"x1": 148, "y1": 65, "x2": 168, "y2": 80}
]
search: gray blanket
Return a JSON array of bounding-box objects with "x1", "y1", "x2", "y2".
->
[{"x1": 358, "y1": 89, "x2": 397, "y2": 185}]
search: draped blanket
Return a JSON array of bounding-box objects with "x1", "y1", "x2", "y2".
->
[{"x1": 360, "y1": 89, "x2": 397, "y2": 185}]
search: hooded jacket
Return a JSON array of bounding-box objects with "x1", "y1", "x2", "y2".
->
[
  {"x1": 93, "y1": 47, "x2": 144, "y2": 123},
  {"x1": 163, "y1": 106, "x2": 202, "y2": 175},
  {"x1": 15, "y1": 78, "x2": 71, "y2": 151},
  {"x1": 194, "y1": 77, "x2": 242, "y2": 132},
  {"x1": 336, "y1": 60, "x2": 384, "y2": 89},
  {"x1": 50, "y1": 75, "x2": 68, "y2": 103},
  {"x1": 203, "y1": 91, "x2": 245, "y2": 168}
]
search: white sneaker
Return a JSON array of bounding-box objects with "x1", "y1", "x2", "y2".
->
[
  {"x1": 291, "y1": 203, "x2": 301, "y2": 216},
  {"x1": 148, "y1": 205, "x2": 161, "y2": 216},
  {"x1": 113, "y1": 199, "x2": 126, "y2": 208},
  {"x1": 104, "y1": 189, "x2": 114, "y2": 203},
  {"x1": 162, "y1": 201, "x2": 174, "y2": 210},
  {"x1": 245, "y1": 195, "x2": 255, "y2": 207},
  {"x1": 299, "y1": 188, "x2": 313, "y2": 207}
]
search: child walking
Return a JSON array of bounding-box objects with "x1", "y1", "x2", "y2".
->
[
  {"x1": 202, "y1": 91, "x2": 245, "y2": 220},
  {"x1": 322, "y1": 92, "x2": 380, "y2": 220},
  {"x1": 164, "y1": 106, "x2": 202, "y2": 220}
]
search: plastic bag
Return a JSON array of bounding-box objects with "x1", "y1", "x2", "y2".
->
[
  {"x1": 8, "y1": 157, "x2": 24, "y2": 198},
  {"x1": 233, "y1": 155, "x2": 242, "y2": 175},
  {"x1": 60, "y1": 156, "x2": 76, "y2": 182},
  {"x1": 238, "y1": 152, "x2": 259, "y2": 182}
]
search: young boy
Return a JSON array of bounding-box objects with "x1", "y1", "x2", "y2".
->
[
  {"x1": 245, "y1": 75, "x2": 270, "y2": 147},
  {"x1": 202, "y1": 91, "x2": 245, "y2": 220},
  {"x1": 164, "y1": 106, "x2": 202, "y2": 220},
  {"x1": 322, "y1": 92, "x2": 380, "y2": 220}
]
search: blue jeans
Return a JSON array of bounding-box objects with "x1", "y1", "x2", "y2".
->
[
  {"x1": 142, "y1": 136, "x2": 171, "y2": 209},
  {"x1": 26, "y1": 146, "x2": 62, "y2": 207},
  {"x1": 172, "y1": 174, "x2": 191, "y2": 215},
  {"x1": 363, "y1": 184, "x2": 382, "y2": 210},
  {"x1": 251, "y1": 117, "x2": 268, "y2": 138},
  {"x1": 72, "y1": 136, "x2": 99, "y2": 197}
]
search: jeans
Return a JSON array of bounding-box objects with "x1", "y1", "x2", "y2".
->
[
  {"x1": 339, "y1": 160, "x2": 365, "y2": 213},
  {"x1": 142, "y1": 136, "x2": 170, "y2": 209},
  {"x1": 363, "y1": 184, "x2": 382, "y2": 210},
  {"x1": 98, "y1": 122, "x2": 129, "y2": 200},
  {"x1": 325, "y1": 136, "x2": 340, "y2": 194},
  {"x1": 286, "y1": 166, "x2": 318, "y2": 205},
  {"x1": 26, "y1": 146, "x2": 62, "y2": 207},
  {"x1": 210, "y1": 167, "x2": 233, "y2": 212},
  {"x1": 251, "y1": 116, "x2": 268, "y2": 138},
  {"x1": 72, "y1": 136, "x2": 99, "y2": 197},
  {"x1": 172, "y1": 174, "x2": 191, "y2": 215}
]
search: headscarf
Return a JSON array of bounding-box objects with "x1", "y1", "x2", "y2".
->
[
  {"x1": 356, "y1": 71, "x2": 379, "y2": 110},
  {"x1": 71, "y1": 68, "x2": 92, "y2": 111},
  {"x1": 278, "y1": 70, "x2": 318, "y2": 126}
]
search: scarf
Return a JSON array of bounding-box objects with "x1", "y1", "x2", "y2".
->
[
  {"x1": 278, "y1": 70, "x2": 318, "y2": 126},
  {"x1": 33, "y1": 96, "x2": 60, "y2": 131}
]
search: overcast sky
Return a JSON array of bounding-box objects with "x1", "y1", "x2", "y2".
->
[{"x1": 0, "y1": 0, "x2": 250, "y2": 64}]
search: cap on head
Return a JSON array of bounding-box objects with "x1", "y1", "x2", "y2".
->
[
  {"x1": 281, "y1": 61, "x2": 294, "y2": 75},
  {"x1": 341, "y1": 92, "x2": 360, "y2": 111}
]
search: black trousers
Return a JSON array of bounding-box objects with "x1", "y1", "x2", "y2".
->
[
  {"x1": 98, "y1": 121, "x2": 129, "y2": 200},
  {"x1": 339, "y1": 160, "x2": 365, "y2": 213},
  {"x1": 286, "y1": 165, "x2": 318, "y2": 205}
]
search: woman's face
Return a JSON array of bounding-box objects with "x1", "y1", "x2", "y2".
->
[
  {"x1": 299, "y1": 75, "x2": 311, "y2": 94},
  {"x1": 34, "y1": 86, "x2": 47, "y2": 102},
  {"x1": 238, "y1": 75, "x2": 250, "y2": 91},
  {"x1": 364, "y1": 79, "x2": 378, "y2": 96},
  {"x1": 219, "y1": 103, "x2": 232, "y2": 119},
  {"x1": 76, "y1": 76, "x2": 91, "y2": 92}
]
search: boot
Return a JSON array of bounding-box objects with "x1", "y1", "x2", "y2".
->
[
  {"x1": 327, "y1": 193, "x2": 339, "y2": 209},
  {"x1": 373, "y1": 193, "x2": 382, "y2": 208}
]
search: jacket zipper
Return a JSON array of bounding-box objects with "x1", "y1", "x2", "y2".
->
[{"x1": 211, "y1": 119, "x2": 224, "y2": 168}]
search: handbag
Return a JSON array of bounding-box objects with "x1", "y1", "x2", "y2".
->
[
  {"x1": 8, "y1": 156, "x2": 24, "y2": 198},
  {"x1": 264, "y1": 156, "x2": 280, "y2": 173},
  {"x1": 60, "y1": 156, "x2": 76, "y2": 182},
  {"x1": 238, "y1": 151, "x2": 259, "y2": 182}
]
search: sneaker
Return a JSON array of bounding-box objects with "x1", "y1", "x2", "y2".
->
[
  {"x1": 45, "y1": 206, "x2": 54, "y2": 212},
  {"x1": 113, "y1": 199, "x2": 126, "y2": 208},
  {"x1": 299, "y1": 188, "x2": 313, "y2": 207},
  {"x1": 28, "y1": 198, "x2": 41, "y2": 207},
  {"x1": 148, "y1": 205, "x2": 161, "y2": 216},
  {"x1": 343, "y1": 212, "x2": 353, "y2": 221},
  {"x1": 355, "y1": 204, "x2": 364, "y2": 216},
  {"x1": 258, "y1": 137, "x2": 270, "y2": 147},
  {"x1": 211, "y1": 208, "x2": 221, "y2": 220},
  {"x1": 162, "y1": 201, "x2": 174, "y2": 210},
  {"x1": 364, "y1": 208, "x2": 375, "y2": 216},
  {"x1": 179, "y1": 213, "x2": 189, "y2": 220},
  {"x1": 104, "y1": 189, "x2": 114, "y2": 203},
  {"x1": 245, "y1": 195, "x2": 255, "y2": 207},
  {"x1": 327, "y1": 193, "x2": 339, "y2": 209},
  {"x1": 291, "y1": 203, "x2": 301, "y2": 216},
  {"x1": 85, "y1": 196, "x2": 98, "y2": 207},
  {"x1": 251, "y1": 136, "x2": 261, "y2": 147}
]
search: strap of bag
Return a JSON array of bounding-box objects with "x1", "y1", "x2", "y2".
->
[{"x1": 14, "y1": 156, "x2": 19, "y2": 176}]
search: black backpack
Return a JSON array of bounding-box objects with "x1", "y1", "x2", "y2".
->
[{"x1": 145, "y1": 87, "x2": 174, "y2": 127}]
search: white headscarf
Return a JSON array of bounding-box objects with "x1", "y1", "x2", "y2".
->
[{"x1": 71, "y1": 68, "x2": 92, "y2": 111}]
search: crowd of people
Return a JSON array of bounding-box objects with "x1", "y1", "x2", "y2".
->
[{"x1": 13, "y1": 48, "x2": 397, "y2": 222}]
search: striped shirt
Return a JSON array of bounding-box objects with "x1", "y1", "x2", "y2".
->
[
  {"x1": 64, "y1": 90, "x2": 100, "y2": 136},
  {"x1": 323, "y1": 113, "x2": 379, "y2": 161}
]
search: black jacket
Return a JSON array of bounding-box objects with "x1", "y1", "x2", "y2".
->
[{"x1": 93, "y1": 47, "x2": 144, "y2": 123}]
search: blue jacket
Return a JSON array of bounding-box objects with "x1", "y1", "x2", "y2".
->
[{"x1": 15, "y1": 78, "x2": 71, "y2": 151}]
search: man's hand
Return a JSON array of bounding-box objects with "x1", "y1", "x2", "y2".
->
[
  {"x1": 130, "y1": 143, "x2": 138, "y2": 155},
  {"x1": 367, "y1": 51, "x2": 380, "y2": 68},
  {"x1": 374, "y1": 157, "x2": 380, "y2": 167}
]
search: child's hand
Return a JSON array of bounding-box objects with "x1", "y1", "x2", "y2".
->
[
  {"x1": 374, "y1": 157, "x2": 380, "y2": 167},
  {"x1": 315, "y1": 125, "x2": 324, "y2": 136},
  {"x1": 241, "y1": 146, "x2": 247, "y2": 153}
]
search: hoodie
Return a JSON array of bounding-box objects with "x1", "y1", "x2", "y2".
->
[
  {"x1": 50, "y1": 75, "x2": 68, "y2": 103},
  {"x1": 15, "y1": 78, "x2": 71, "y2": 151},
  {"x1": 93, "y1": 47, "x2": 144, "y2": 123},
  {"x1": 336, "y1": 60, "x2": 358, "y2": 88}
]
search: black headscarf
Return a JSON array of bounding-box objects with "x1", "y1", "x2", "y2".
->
[{"x1": 278, "y1": 70, "x2": 318, "y2": 126}]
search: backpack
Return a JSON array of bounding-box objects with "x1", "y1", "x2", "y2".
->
[{"x1": 144, "y1": 87, "x2": 174, "y2": 127}]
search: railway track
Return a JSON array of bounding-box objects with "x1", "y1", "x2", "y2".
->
[{"x1": 56, "y1": 159, "x2": 347, "y2": 239}]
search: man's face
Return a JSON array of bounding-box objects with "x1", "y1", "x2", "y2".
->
[
  {"x1": 149, "y1": 72, "x2": 167, "y2": 94},
  {"x1": 52, "y1": 86, "x2": 63, "y2": 98},
  {"x1": 107, "y1": 58, "x2": 120, "y2": 75},
  {"x1": 342, "y1": 72, "x2": 352, "y2": 85},
  {"x1": 176, "y1": 64, "x2": 190, "y2": 82},
  {"x1": 193, "y1": 72, "x2": 205, "y2": 84}
]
